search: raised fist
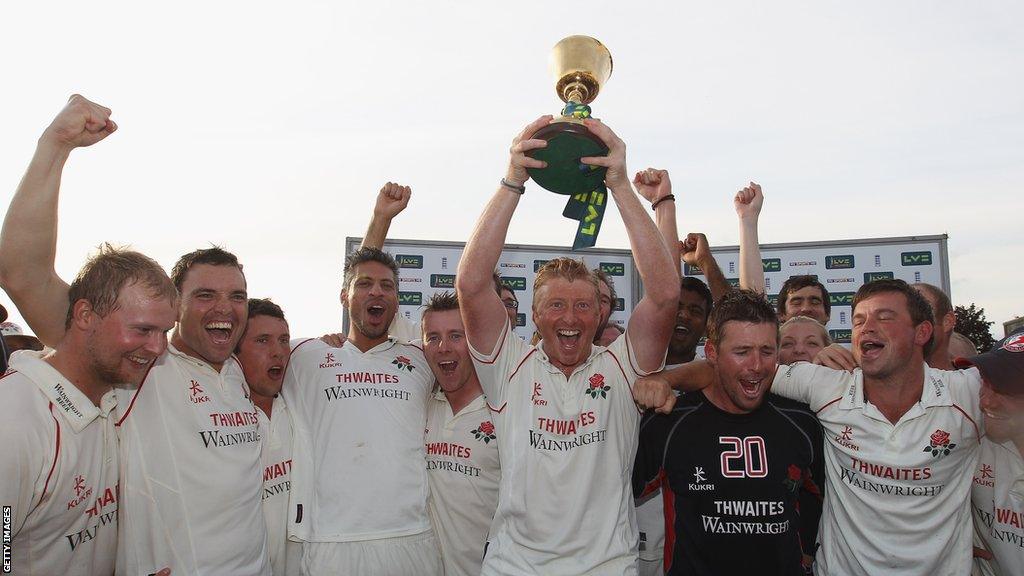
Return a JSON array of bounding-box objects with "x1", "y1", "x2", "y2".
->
[
  {"x1": 734, "y1": 182, "x2": 763, "y2": 220},
  {"x1": 632, "y1": 168, "x2": 672, "y2": 205},
  {"x1": 42, "y1": 94, "x2": 117, "y2": 150},
  {"x1": 374, "y1": 182, "x2": 412, "y2": 220},
  {"x1": 680, "y1": 232, "x2": 711, "y2": 266}
]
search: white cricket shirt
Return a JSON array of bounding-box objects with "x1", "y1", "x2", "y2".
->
[
  {"x1": 771, "y1": 362, "x2": 982, "y2": 575},
  {"x1": 425, "y1": 388, "x2": 500, "y2": 576},
  {"x1": 972, "y1": 438, "x2": 1024, "y2": 576},
  {"x1": 257, "y1": 395, "x2": 301, "y2": 576},
  {"x1": 469, "y1": 322, "x2": 655, "y2": 576},
  {"x1": 0, "y1": 351, "x2": 118, "y2": 576},
  {"x1": 283, "y1": 337, "x2": 434, "y2": 542},
  {"x1": 115, "y1": 346, "x2": 270, "y2": 575},
  {"x1": 635, "y1": 362, "x2": 684, "y2": 574}
]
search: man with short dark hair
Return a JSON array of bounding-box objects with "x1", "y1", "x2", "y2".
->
[
  {"x1": 236, "y1": 298, "x2": 299, "y2": 576},
  {"x1": 456, "y1": 116, "x2": 679, "y2": 574},
  {"x1": 0, "y1": 244, "x2": 177, "y2": 575},
  {"x1": 777, "y1": 275, "x2": 830, "y2": 325},
  {"x1": 420, "y1": 291, "x2": 500, "y2": 576},
  {"x1": 0, "y1": 95, "x2": 270, "y2": 575},
  {"x1": 284, "y1": 227, "x2": 440, "y2": 573},
  {"x1": 634, "y1": 290, "x2": 822, "y2": 575},
  {"x1": 651, "y1": 279, "x2": 984, "y2": 575}
]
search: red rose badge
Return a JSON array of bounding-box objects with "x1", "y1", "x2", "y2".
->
[
  {"x1": 472, "y1": 421, "x2": 496, "y2": 443},
  {"x1": 585, "y1": 373, "x2": 611, "y2": 399},
  {"x1": 923, "y1": 429, "x2": 956, "y2": 458}
]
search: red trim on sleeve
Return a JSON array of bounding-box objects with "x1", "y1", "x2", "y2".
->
[
  {"x1": 508, "y1": 349, "x2": 538, "y2": 381},
  {"x1": 662, "y1": 480, "x2": 677, "y2": 571},
  {"x1": 0, "y1": 369, "x2": 17, "y2": 382},
  {"x1": 279, "y1": 338, "x2": 317, "y2": 384},
  {"x1": 115, "y1": 362, "x2": 157, "y2": 427},
  {"x1": 602, "y1": 344, "x2": 626, "y2": 381},
  {"x1": 399, "y1": 341, "x2": 424, "y2": 352},
  {"x1": 951, "y1": 404, "x2": 981, "y2": 443},
  {"x1": 623, "y1": 333, "x2": 644, "y2": 376},
  {"x1": 815, "y1": 397, "x2": 843, "y2": 415},
  {"x1": 639, "y1": 469, "x2": 664, "y2": 500},
  {"x1": 41, "y1": 402, "x2": 61, "y2": 505},
  {"x1": 472, "y1": 321, "x2": 509, "y2": 366}
]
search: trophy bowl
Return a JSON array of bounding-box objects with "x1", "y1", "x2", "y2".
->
[{"x1": 527, "y1": 35, "x2": 614, "y2": 196}]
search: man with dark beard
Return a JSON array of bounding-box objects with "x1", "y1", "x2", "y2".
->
[{"x1": 283, "y1": 248, "x2": 440, "y2": 574}]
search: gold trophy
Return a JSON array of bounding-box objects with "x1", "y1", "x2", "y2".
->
[{"x1": 526, "y1": 35, "x2": 614, "y2": 249}]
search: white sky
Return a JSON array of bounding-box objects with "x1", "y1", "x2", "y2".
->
[{"x1": 1, "y1": 0, "x2": 1021, "y2": 339}]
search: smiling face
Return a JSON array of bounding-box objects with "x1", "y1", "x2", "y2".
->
[
  {"x1": 237, "y1": 314, "x2": 290, "y2": 399},
  {"x1": 174, "y1": 264, "x2": 248, "y2": 368},
  {"x1": 422, "y1": 308, "x2": 476, "y2": 395},
  {"x1": 782, "y1": 285, "x2": 829, "y2": 324},
  {"x1": 84, "y1": 282, "x2": 178, "y2": 386},
  {"x1": 669, "y1": 288, "x2": 709, "y2": 358},
  {"x1": 704, "y1": 321, "x2": 778, "y2": 413},
  {"x1": 852, "y1": 291, "x2": 932, "y2": 381},
  {"x1": 533, "y1": 277, "x2": 601, "y2": 373},
  {"x1": 779, "y1": 320, "x2": 827, "y2": 365},
  {"x1": 980, "y1": 377, "x2": 1024, "y2": 444},
  {"x1": 343, "y1": 260, "x2": 399, "y2": 345}
]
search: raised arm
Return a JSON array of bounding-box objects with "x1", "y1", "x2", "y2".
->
[
  {"x1": 360, "y1": 182, "x2": 411, "y2": 250},
  {"x1": 735, "y1": 182, "x2": 765, "y2": 294},
  {"x1": 456, "y1": 116, "x2": 551, "y2": 354},
  {"x1": 581, "y1": 120, "x2": 678, "y2": 372},
  {"x1": 633, "y1": 168, "x2": 680, "y2": 274},
  {"x1": 0, "y1": 95, "x2": 117, "y2": 346},
  {"x1": 681, "y1": 232, "x2": 730, "y2": 302}
]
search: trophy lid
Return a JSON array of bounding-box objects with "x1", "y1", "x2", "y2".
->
[{"x1": 549, "y1": 35, "x2": 613, "y2": 105}]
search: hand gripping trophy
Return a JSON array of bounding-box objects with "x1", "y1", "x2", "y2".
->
[{"x1": 527, "y1": 35, "x2": 613, "y2": 249}]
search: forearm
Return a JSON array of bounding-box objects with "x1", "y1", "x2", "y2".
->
[
  {"x1": 456, "y1": 186, "x2": 519, "y2": 298},
  {"x1": 738, "y1": 217, "x2": 765, "y2": 294},
  {"x1": 360, "y1": 212, "x2": 392, "y2": 250},
  {"x1": 699, "y1": 253, "x2": 730, "y2": 303},
  {"x1": 661, "y1": 359, "x2": 714, "y2": 391},
  {"x1": 653, "y1": 201, "x2": 681, "y2": 278},
  {"x1": 0, "y1": 141, "x2": 69, "y2": 289},
  {"x1": 612, "y1": 182, "x2": 677, "y2": 305},
  {"x1": 0, "y1": 141, "x2": 73, "y2": 346}
]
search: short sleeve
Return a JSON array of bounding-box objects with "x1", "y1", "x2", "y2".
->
[
  {"x1": 0, "y1": 398, "x2": 50, "y2": 539},
  {"x1": 608, "y1": 330, "x2": 662, "y2": 386},
  {"x1": 468, "y1": 319, "x2": 529, "y2": 406},
  {"x1": 771, "y1": 362, "x2": 852, "y2": 410}
]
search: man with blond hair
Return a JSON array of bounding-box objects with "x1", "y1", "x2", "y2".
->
[
  {"x1": 456, "y1": 116, "x2": 679, "y2": 574},
  {"x1": 0, "y1": 95, "x2": 270, "y2": 575},
  {"x1": 0, "y1": 245, "x2": 178, "y2": 575}
]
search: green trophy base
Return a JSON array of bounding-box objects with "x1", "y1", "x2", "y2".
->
[
  {"x1": 526, "y1": 119, "x2": 610, "y2": 250},
  {"x1": 526, "y1": 120, "x2": 607, "y2": 196}
]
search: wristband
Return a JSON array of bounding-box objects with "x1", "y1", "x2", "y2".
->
[
  {"x1": 500, "y1": 178, "x2": 526, "y2": 194},
  {"x1": 651, "y1": 194, "x2": 675, "y2": 210}
]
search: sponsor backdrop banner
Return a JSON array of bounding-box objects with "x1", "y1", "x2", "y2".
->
[
  {"x1": 348, "y1": 235, "x2": 948, "y2": 346},
  {"x1": 683, "y1": 235, "x2": 949, "y2": 343},
  {"x1": 345, "y1": 238, "x2": 639, "y2": 340}
]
